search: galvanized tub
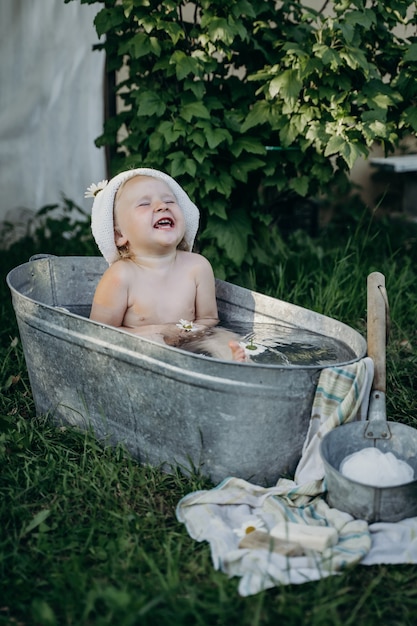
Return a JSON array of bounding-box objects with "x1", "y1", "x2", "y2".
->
[{"x1": 7, "y1": 255, "x2": 366, "y2": 486}]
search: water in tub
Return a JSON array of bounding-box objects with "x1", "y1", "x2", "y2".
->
[
  {"x1": 340, "y1": 448, "x2": 415, "y2": 487},
  {"x1": 66, "y1": 306, "x2": 355, "y2": 366},
  {"x1": 181, "y1": 320, "x2": 356, "y2": 366}
]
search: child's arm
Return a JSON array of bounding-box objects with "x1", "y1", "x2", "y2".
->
[
  {"x1": 89, "y1": 264, "x2": 130, "y2": 328},
  {"x1": 193, "y1": 255, "x2": 219, "y2": 328}
]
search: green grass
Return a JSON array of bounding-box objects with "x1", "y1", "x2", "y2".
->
[{"x1": 2, "y1": 212, "x2": 417, "y2": 625}]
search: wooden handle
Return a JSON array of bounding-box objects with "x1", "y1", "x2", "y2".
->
[{"x1": 367, "y1": 272, "x2": 386, "y2": 393}]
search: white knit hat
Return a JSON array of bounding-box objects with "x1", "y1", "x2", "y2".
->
[{"x1": 87, "y1": 168, "x2": 200, "y2": 265}]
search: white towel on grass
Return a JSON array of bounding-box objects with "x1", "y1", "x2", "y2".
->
[
  {"x1": 177, "y1": 478, "x2": 371, "y2": 594},
  {"x1": 176, "y1": 357, "x2": 417, "y2": 594}
]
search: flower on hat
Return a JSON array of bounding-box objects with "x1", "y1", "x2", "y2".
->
[
  {"x1": 233, "y1": 518, "x2": 267, "y2": 538},
  {"x1": 85, "y1": 179, "x2": 108, "y2": 198},
  {"x1": 239, "y1": 337, "x2": 267, "y2": 357},
  {"x1": 176, "y1": 319, "x2": 195, "y2": 332}
]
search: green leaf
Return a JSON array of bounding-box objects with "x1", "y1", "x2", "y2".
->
[
  {"x1": 201, "y1": 197, "x2": 228, "y2": 220},
  {"x1": 197, "y1": 123, "x2": 233, "y2": 149},
  {"x1": 184, "y1": 79, "x2": 206, "y2": 100},
  {"x1": 139, "y1": 15, "x2": 156, "y2": 34},
  {"x1": 371, "y1": 93, "x2": 398, "y2": 110},
  {"x1": 163, "y1": 21, "x2": 185, "y2": 45},
  {"x1": 149, "y1": 37, "x2": 162, "y2": 57},
  {"x1": 192, "y1": 146, "x2": 208, "y2": 164},
  {"x1": 404, "y1": 43, "x2": 417, "y2": 63},
  {"x1": 279, "y1": 119, "x2": 300, "y2": 147},
  {"x1": 269, "y1": 70, "x2": 302, "y2": 103},
  {"x1": 156, "y1": 120, "x2": 182, "y2": 144},
  {"x1": 167, "y1": 153, "x2": 197, "y2": 178},
  {"x1": 241, "y1": 102, "x2": 276, "y2": 132},
  {"x1": 345, "y1": 8, "x2": 376, "y2": 30},
  {"x1": 231, "y1": 156, "x2": 266, "y2": 182},
  {"x1": 120, "y1": 32, "x2": 161, "y2": 59},
  {"x1": 204, "y1": 170, "x2": 234, "y2": 197},
  {"x1": 170, "y1": 51, "x2": 201, "y2": 80},
  {"x1": 343, "y1": 142, "x2": 367, "y2": 168},
  {"x1": 359, "y1": 79, "x2": 403, "y2": 111},
  {"x1": 21, "y1": 509, "x2": 51, "y2": 537},
  {"x1": 339, "y1": 47, "x2": 370, "y2": 72},
  {"x1": 190, "y1": 130, "x2": 206, "y2": 148},
  {"x1": 121, "y1": 0, "x2": 135, "y2": 18},
  {"x1": 338, "y1": 21, "x2": 356, "y2": 45},
  {"x1": 402, "y1": 106, "x2": 417, "y2": 131},
  {"x1": 362, "y1": 118, "x2": 388, "y2": 138},
  {"x1": 314, "y1": 44, "x2": 342, "y2": 70},
  {"x1": 229, "y1": 137, "x2": 266, "y2": 158},
  {"x1": 136, "y1": 91, "x2": 166, "y2": 117},
  {"x1": 204, "y1": 209, "x2": 253, "y2": 265},
  {"x1": 231, "y1": 0, "x2": 256, "y2": 19},
  {"x1": 94, "y1": 8, "x2": 124, "y2": 38},
  {"x1": 31, "y1": 599, "x2": 56, "y2": 626},
  {"x1": 282, "y1": 42, "x2": 310, "y2": 60},
  {"x1": 289, "y1": 176, "x2": 309, "y2": 196},
  {"x1": 148, "y1": 132, "x2": 163, "y2": 152},
  {"x1": 180, "y1": 102, "x2": 211, "y2": 122},
  {"x1": 200, "y1": 16, "x2": 236, "y2": 45},
  {"x1": 325, "y1": 137, "x2": 366, "y2": 169},
  {"x1": 324, "y1": 134, "x2": 347, "y2": 157}
]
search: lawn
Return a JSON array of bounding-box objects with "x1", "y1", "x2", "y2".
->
[{"x1": 1, "y1": 210, "x2": 417, "y2": 625}]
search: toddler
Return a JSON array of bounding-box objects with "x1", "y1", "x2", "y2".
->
[{"x1": 86, "y1": 168, "x2": 247, "y2": 361}]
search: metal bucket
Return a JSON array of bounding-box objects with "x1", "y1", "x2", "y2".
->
[
  {"x1": 7, "y1": 255, "x2": 366, "y2": 486},
  {"x1": 321, "y1": 272, "x2": 417, "y2": 522}
]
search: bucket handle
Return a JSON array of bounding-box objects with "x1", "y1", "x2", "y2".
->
[
  {"x1": 365, "y1": 272, "x2": 391, "y2": 437},
  {"x1": 367, "y1": 272, "x2": 388, "y2": 395}
]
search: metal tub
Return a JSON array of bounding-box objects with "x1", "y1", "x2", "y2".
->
[{"x1": 7, "y1": 255, "x2": 366, "y2": 486}]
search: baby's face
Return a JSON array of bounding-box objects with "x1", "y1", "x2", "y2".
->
[{"x1": 114, "y1": 176, "x2": 186, "y2": 253}]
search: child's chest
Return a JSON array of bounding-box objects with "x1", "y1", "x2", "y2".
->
[{"x1": 127, "y1": 272, "x2": 197, "y2": 324}]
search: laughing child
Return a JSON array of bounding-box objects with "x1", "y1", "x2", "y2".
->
[{"x1": 86, "y1": 168, "x2": 247, "y2": 361}]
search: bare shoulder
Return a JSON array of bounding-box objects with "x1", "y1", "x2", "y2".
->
[
  {"x1": 177, "y1": 250, "x2": 213, "y2": 272},
  {"x1": 97, "y1": 259, "x2": 134, "y2": 288}
]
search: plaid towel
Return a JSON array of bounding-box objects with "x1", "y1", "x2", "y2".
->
[
  {"x1": 177, "y1": 480, "x2": 371, "y2": 594},
  {"x1": 176, "y1": 359, "x2": 375, "y2": 594},
  {"x1": 294, "y1": 356, "x2": 374, "y2": 492}
]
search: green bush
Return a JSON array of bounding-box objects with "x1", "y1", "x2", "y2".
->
[
  {"x1": 67, "y1": 0, "x2": 417, "y2": 284},
  {"x1": 0, "y1": 198, "x2": 97, "y2": 278},
  {"x1": 243, "y1": 0, "x2": 417, "y2": 192}
]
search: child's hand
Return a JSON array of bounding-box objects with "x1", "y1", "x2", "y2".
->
[{"x1": 161, "y1": 324, "x2": 185, "y2": 346}]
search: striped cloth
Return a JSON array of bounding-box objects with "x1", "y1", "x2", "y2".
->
[
  {"x1": 176, "y1": 358, "x2": 375, "y2": 594},
  {"x1": 293, "y1": 356, "x2": 374, "y2": 494}
]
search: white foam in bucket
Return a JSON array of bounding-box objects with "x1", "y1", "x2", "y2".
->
[{"x1": 340, "y1": 447, "x2": 415, "y2": 487}]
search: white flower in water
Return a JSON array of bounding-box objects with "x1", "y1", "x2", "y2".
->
[
  {"x1": 84, "y1": 179, "x2": 108, "y2": 198},
  {"x1": 233, "y1": 518, "x2": 267, "y2": 538},
  {"x1": 176, "y1": 319, "x2": 195, "y2": 332},
  {"x1": 239, "y1": 338, "x2": 267, "y2": 356}
]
